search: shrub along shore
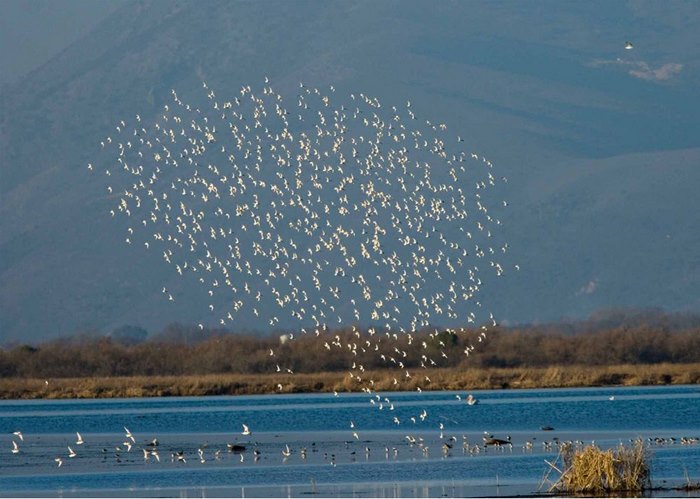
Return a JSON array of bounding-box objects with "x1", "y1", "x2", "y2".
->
[{"x1": 1, "y1": 363, "x2": 698, "y2": 399}]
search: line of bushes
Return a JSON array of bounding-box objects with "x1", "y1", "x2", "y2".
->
[{"x1": 1, "y1": 321, "x2": 699, "y2": 378}]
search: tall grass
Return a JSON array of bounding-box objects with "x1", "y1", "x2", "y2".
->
[
  {"x1": 1, "y1": 363, "x2": 698, "y2": 399},
  {"x1": 548, "y1": 441, "x2": 651, "y2": 494}
]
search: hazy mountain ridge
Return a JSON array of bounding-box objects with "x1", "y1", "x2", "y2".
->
[
  {"x1": 510, "y1": 148, "x2": 700, "y2": 322},
  {"x1": 1, "y1": 1, "x2": 699, "y2": 342}
]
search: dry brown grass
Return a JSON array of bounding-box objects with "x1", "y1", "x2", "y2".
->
[
  {"x1": 548, "y1": 441, "x2": 651, "y2": 494},
  {"x1": 0, "y1": 362, "x2": 698, "y2": 399}
]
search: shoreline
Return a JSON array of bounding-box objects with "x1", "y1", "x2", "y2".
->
[{"x1": 1, "y1": 362, "x2": 698, "y2": 399}]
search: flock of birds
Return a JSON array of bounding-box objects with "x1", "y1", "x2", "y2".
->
[
  {"x1": 8, "y1": 424, "x2": 699, "y2": 470},
  {"x1": 89, "y1": 78, "x2": 517, "y2": 436}
]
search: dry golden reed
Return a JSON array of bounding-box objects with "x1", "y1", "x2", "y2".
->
[
  {"x1": 550, "y1": 441, "x2": 651, "y2": 494},
  {"x1": 0, "y1": 363, "x2": 698, "y2": 399}
]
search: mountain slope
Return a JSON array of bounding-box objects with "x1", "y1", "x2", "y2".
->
[{"x1": 1, "y1": 0, "x2": 699, "y2": 342}]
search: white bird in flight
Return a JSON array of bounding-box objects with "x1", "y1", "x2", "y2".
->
[{"x1": 124, "y1": 427, "x2": 135, "y2": 443}]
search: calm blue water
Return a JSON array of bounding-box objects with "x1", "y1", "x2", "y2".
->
[{"x1": 1, "y1": 385, "x2": 699, "y2": 497}]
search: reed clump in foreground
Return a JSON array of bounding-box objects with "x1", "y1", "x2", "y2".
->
[{"x1": 548, "y1": 440, "x2": 651, "y2": 495}]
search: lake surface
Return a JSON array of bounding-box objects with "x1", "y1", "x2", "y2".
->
[{"x1": 1, "y1": 385, "x2": 699, "y2": 497}]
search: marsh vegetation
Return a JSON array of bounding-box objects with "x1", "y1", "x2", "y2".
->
[
  {"x1": 2, "y1": 310, "x2": 699, "y2": 398},
  {"x1": 547, "y1": 440, "x2": 651, "y2": 494}
]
